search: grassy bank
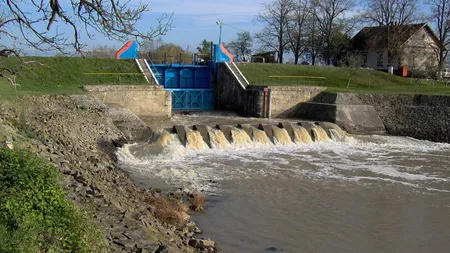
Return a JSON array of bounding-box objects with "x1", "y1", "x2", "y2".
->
[
  {"x1": 0, "y1": 148, "x2": 105, "y2": 252},
  {"x1": 0, "y1": 57, "x2": 147, "y2": 99},
  {"x1": 237, "y1": 63, "x2": 450, "y2": 95}
]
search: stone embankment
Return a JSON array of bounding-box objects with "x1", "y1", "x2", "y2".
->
[
  {"x1": 0, "y1": 95, "x2": 216, "y2": 253},
  {"x1": 294, "y1": 92, "x2": 450, "y2": 143}
]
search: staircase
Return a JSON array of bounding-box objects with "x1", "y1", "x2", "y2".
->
[
  {"x1": 225, "y1": 62, "x2": 249, "y2": 89},
  {"x1": 135, "y1": 59, "x2": 159, "y2": 85}
]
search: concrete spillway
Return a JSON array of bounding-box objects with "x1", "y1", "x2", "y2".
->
[{"x1": 162, "y1": 122, "x2": 345, "y2": 149}]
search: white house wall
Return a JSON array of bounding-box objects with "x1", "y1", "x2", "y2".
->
[{"x1": 400, "y1": 27, "x2": 439, "y2": 75}]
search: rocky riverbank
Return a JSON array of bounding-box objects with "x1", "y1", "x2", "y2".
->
[{"x1": 0, "y1": 95, "x2": 217, "y2": 252}]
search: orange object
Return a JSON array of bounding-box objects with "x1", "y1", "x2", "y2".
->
[
  {"x1": 400, "y1": 65, "x2": 408, "y2": 77},
  {"x1": 115, "y1": 40, "x2": 133, "y2": 59},
  {"x1": 220, "y1": 44, "x2": 234, "y2": 62}
]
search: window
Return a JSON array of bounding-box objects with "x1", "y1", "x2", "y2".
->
[
  {"x1": 377, "y1": 51, "x2": 384, "y2": 67},
  {"x1": 361, "y1": 52, "x2": 368, "y2": 66}
]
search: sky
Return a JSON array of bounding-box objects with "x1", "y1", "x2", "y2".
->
[
  {"x1": 5, "y1": 0, "x2": 437, "y2": 57},
  {"x1": 130, "y1": 0, "x2": 265, "y2": 51},
  {"x1": 3, "y1": 0, "x2": 265, "y2": 55}
]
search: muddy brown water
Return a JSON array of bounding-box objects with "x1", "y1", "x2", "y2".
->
[{"x1": 118, "y1": 113, "x2": 450, "y2": 253}]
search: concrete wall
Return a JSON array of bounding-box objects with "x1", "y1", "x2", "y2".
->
[
  {"x1": 84, "y1": 85, "x2": 171, "y2": 118},
  {"x1": 298, "y1": 92, "x2": 450, "y2": 143},
  {"x1": 216, "y1": 63, "x2": 327, "y2": 118},
  {"x1": 215, "y1": 64, "x2": 267, "y2": 117},
  {"x1": 269, "y1": 86, "x2": 327, "y2": 118},
  {"x1": 295, "y1": 102, "x2": 386, "y2": 134}
]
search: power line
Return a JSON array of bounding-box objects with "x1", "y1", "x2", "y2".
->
[{"x1": 222, "y1": 23, "x2": 248, "y2": 33}]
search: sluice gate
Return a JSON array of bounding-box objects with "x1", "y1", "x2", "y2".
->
[{"x1": 162, "y1": 121, "x2": 345, "y2": 149}]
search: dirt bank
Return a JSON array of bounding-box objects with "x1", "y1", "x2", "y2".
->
[{"x1": 0, "y1": 95, "x2": 216, "y2": 253}]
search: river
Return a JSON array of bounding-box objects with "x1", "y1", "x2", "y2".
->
[{"x1": 117, "y1": 113, "x2": 450, "y2": 253}]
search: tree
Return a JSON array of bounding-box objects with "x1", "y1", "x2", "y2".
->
[
  {"x1": 255, "y1": 0, "x2": 293, "y2": 63},
  {"x1": 229, "y1": 31, "x2": 253, "y2": 61},
  {"x1": 363, "y1": 0, "x2": 421, "y2": 26},
  {"x1": 315, "y1": 0, "x2": 355, "y2": 65},
  {"x1": 305, "y1": 1, "x2": 324, "y2": 65},
  {"x1": 197, "y1": 40, "x2": 211, "y2": 55},
  {"x1": 287, "y1": 0, "x2": 310, "y2": 64},
  {"x1": 0, "y1": 0, "x2": 173, "y2": 87},
  {"x1": 342, "y1": 52, "x2": 360, "y2": 88},
  {"x1": 428, "y1": 0, "x2": 450, "y2": 78}
]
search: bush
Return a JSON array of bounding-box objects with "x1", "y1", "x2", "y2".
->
[
  {"x1": 0, "y1": 148, "x2": 106, "y2": 252},
  {"x1": 190, "y1": 192, "x2": 206, "y2": 212}
]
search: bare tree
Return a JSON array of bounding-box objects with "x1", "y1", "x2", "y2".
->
[
  {"x1": 0, "y1": 0, "x2": 173, "y2": 86},
  {"x1": 428, "y1": 0, "x2": 450, "y2": 78},
  {"x1": 315, "y1": 0, "x2": 355, "y2": 65},
  {"x1": 305, "y1": 1, "x2": 323, "y2": 65},
  {"x1": 363, "y1": 0, "x2": 421, "y2": 26},
  {"x1": 255, "y1": 0, "x2": 294, "y2": 63},
  {"x1": 287, "y1": 0, "x2": 310, "y2": 64},
  {"x1": 342, "y1": 52, "x2": 360, "y2": 88},
  {"x1": 229, "y1": 31, "x2": 253, "y2": 61}
]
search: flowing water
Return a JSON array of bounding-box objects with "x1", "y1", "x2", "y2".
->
[{"x1": 118, "y1": 114, "x2": 450, "y2": 253}]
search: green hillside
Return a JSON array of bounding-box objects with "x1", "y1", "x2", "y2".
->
[
  {"x1": 0, "y1": 57, "x2": 147, "y2": 99},
  {"x1": 237, "y1": 63, "x2": 450, "y2": 95}
]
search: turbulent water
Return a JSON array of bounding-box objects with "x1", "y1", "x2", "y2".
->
[{"x1": 117, "y1": 114, "x2": 450, "y2": 253}]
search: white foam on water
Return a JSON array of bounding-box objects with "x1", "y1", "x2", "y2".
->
[{"x1": 116, "y1": 133, "x2": 450, "y2": 193}]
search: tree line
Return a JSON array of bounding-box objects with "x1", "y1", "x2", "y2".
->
[{"x1": 253, "y1": 0, "x2": 449, "y2": 72}]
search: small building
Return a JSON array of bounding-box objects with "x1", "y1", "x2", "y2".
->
[
  {"x1": 251, "y1": 51, "x2": 277, "y2": 63},
  {"x1": 349, "y1": 23, "x2": 440, "y2": 77}
]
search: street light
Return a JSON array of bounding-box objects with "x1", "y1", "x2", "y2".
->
[{"x1": 216, "y1": 19, "x2": 223, "y2": 45}]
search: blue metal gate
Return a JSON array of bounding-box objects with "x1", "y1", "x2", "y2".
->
[{"x1": 169, "y1": 89, "x2": 214, "y2": 110}]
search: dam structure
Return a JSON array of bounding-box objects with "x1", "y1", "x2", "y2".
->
[
  {"x1": 130, "y1": 42, "x2": 239, "y2": 112},
  {"x1": 158, "y1": 121, "x2": 343, "y2": 150}
]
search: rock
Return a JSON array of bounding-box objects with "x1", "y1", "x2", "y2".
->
[
  {"x1": 188, "y1": 239, "x2": 216, "y2": 250},
  {"x1": 154, "y1": 245, "x2": 168, "y2": 253},
  {"x1": 0, "y1": 140, "x2": 13, "y2": 149}
]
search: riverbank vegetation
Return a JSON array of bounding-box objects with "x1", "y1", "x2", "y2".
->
[
  {"x1": 238, "y1": 63, "x2": 450, "y2": 95},
  {"x1": 0, "y1": 148, "x2": 105, "y2": 252}
]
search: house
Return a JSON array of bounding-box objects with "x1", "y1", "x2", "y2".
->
[{"x1": 349, "y1": 23, "x2": 440, "y2": 77}]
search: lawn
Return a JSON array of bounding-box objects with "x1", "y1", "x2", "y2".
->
[
  {"x1": 0, "y1": 57, "x2": 147, "y2": 99},
  {"x1": 237, "y1": 63, "x2": 450, "y2": 95}
]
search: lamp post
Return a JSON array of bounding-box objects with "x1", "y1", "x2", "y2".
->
[{"x1": 216, "y1": 19, "x2": 223, "y2": 45}]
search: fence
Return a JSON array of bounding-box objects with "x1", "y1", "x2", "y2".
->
[{"x1": 147, "y1": 53, "x2": 211, "y2": 65}]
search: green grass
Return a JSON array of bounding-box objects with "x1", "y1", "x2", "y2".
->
[
  {"x1": 0, "y1": 148, "x2": 106, "y2": 252},
  {"x1": 237, "y1": 63, "x2": 450, "y2": 95},
  {"x1": 0, "y1": 56, "x2": 147, "y2": 99}
]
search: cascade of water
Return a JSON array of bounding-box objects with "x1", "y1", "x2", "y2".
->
[
  {"x1": 251, "y1": 127, "x2": 272, "y2": 145},
  {"x1": 155, "y1": 132, "x2": 174, "y2": 147},
  {"x1": 208, "y1": 128, "x2": 231, "y2": 149},
  {"x1": 186, "y1": 129, "x2": 208, "y2": 150},
  {"x1": 329, "y1": 129, "x2": 343, "y2": 141},
  {"x1": 311, "y1": 126, "x2": 330, "y2": 142},
  {"x1": 230, "y1": 127, "x2": 253, "y2": 147},
  {"x1": 272, "y1": 126, "x2": 293, "y2": 145},
  {"x1": 293, "y1": 126, "x2": 313, "y2": 144}
]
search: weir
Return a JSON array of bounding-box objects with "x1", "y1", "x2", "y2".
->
[{"x1": 163, "y1": 121, "x2": 345, "y2": 149}]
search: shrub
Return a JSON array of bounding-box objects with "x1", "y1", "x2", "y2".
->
[
  {"x1": 190, "y1": 192, "x2": 206, "y2": 212},
  {"x1": 143, "y1": 193, "x2": 189, "y2": 226},
  {"x1": 0, "y1": 148, "x2": 106, "y2": 252}
]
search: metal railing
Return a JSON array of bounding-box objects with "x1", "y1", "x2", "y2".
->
[{"x1": 147, "y1": 53, "x2": 211, "y2": 65}]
